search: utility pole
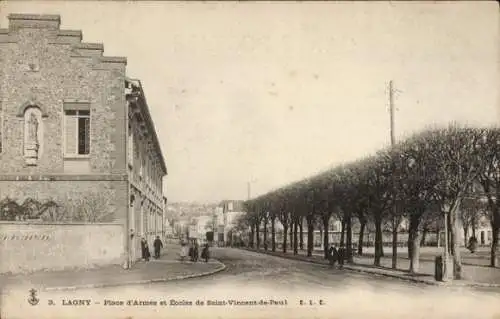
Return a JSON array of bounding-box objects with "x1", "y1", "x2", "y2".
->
[
  {"x1": 389, "y1": 80, "x2": 396, "y2": 146},
  {"x1": 247, "y1": 181, "x2": 251, "y2": 200},
  {"x1": 389, "y1": 80, "x2": 398, "y2": 270}
]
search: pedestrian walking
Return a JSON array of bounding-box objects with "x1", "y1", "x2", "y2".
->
[
  {"x1": 180, "y1": 240, "x2": 188, "y2": 262},
  {"x1": 141, "y1": 237, "x2": 151, "y2": 262},
  {"x1": 201, "y1": 243, "x2": 210, "y2": 263},
  {"x1": 328, "y1": 244, "x2": 338, "y2": 268},
  {"x1": 153, "y1": 235, "x2": 163, "y2": 259},
  {"x1": 338, "y1": 244, "x2": 345, "y2": 269}
]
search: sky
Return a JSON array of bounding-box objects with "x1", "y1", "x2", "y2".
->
[{"x1": 0, "y1": 1, "x2": 498, "y2": 203}]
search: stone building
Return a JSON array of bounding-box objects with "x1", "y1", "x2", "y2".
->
[{"x1": 0, "y1": 14, "x2": 167, "y2": 268}]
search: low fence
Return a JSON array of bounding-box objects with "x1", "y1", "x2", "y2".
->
[
  {"x1": 259, "y1": 231, "x2": 443, "y2": 249},
  {"x1": 0, "y1": 222, "x2": 124, "y2": 274}
]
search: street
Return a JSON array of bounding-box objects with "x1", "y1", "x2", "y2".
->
[
  {"x1": 148, "y1": 247, "x2": 500, "y2": 295},
  {"x1": 5, "y1": 247, "x2": 499, "y2": 319}
]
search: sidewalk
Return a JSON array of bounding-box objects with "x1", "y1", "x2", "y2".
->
[
  {"x1": 243, "y1": 246, "x2": 500, "y2": 288},
  {"x1": 0, "y1": 244, "x2": 225, "y2": 292}
]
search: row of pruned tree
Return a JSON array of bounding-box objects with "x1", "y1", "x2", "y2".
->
[{"x1": 241, "y1": 124, "x2": 500, "y2": 279}]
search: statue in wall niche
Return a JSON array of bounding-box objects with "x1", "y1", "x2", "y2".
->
[
  {"x1": 28, "y1": 113, "x2": 39, "y2": 146},
  {"x1": 24, "y1": 108, "x2": 41, "y2": 166}
]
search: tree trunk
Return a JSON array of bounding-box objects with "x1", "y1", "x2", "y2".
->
[
  {"x1": 391, "y1": 217, "x2": 398, "y2": 269},
  {"x1": 408, "y1": 215, "x2": 422, "y2": 273},
  {"x1": 357, "y1": 218, "x2": 366, "y2": 256},
  {"x1": 449, "y1": 207, "x2": 463, "y2": 280},
  {"x1": 293, "y1": 219, "x2": 299, "y2": 255},
  {"x1": 346, "y1": 215, "x2": 353, "y2": 263},
  {"x1": 319, "y1": 227, "x2": 323, "y2": 253},
  {"x1": 250, "y1": 226, "x2": 255, "y2": 248},
  {"x1": 282, "y1": 225, "x2": 288, "y2": 253},
  {"x1": 448, "y1": 213, "x2": 453, "y2": 255},
  {"x1": 264, "y1": 218, "x2": 268, "y2": 251},
  {"x1": 299, "y1": 218, "x2": 304, "y2": 250},
  {"x1": 436, "y1": 226, "x2": 441, "y2": 248},
  {"x1": 463, "y1": 226, "x2": 469, "y2": 248},
  {"x1": 256, "y1": 222, "x2": 261, "y2": 250},
  {"x1": 307, "y1": 215, "x2": 314, "y2": 257},
  {"x1": 491, "y1": 218, "x2": 499, "y2": 268},
  {"x1": 271, "y1": 217, "x2": 276, "y2": 252},
  {"x1": 340, "y1": 219, "x2": 346, "y2": 246},
  {"x1": 409, "y1": 229, "x2": 422, "y2": 274},
  {"x1": 420, "y1": 227, "x2": 428, "y2": 247},
  {"x1": 374, "y1": 216, "x2": 383, "y2": 266},
  {"x1": 289, "y1": 221, "x2": 293, "y2": 250},
  {"x1": 323, "y1": 215, "x2": 330, "y2": 259}
]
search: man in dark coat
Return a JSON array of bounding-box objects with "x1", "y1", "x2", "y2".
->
[
  {"x1": 141, "y1": 237, "x2": 150, "y2": 262},
  {"x1": 193, "y1": 242, "x2": 199, "y2": 262},
  {"x1": 201, "y1": 243, "x2": 210, "y2": 263},
  {"x1": 153, "y1": 236, "x2": 163, "y2": 259},
  {"x1": 328, "y1": 244, "x2": 338, "y2": 268},
  {"x1": 189, "y1": 242, "x2": 195, "y2": 261}
]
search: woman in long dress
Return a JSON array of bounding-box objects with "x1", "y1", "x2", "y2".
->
[{"x1": 180, "y1": 240, "x2": 189, "y2": 261}]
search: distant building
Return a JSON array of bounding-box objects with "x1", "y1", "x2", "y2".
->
[{"x1": 216, "y1": 200, "x2": 245, "y2": 245}]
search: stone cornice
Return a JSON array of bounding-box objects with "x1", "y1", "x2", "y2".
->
[
  {"x1": 125, "y1": 79, "x2": 167, "y2": 175},
  {"x1": 58, "y1": 30, "x2": 82, "y2": 37},
  {"x1": 74, "y1": 42, "x2": 103, "y2": 51},
  {"x1": 8, "y1": 14, "x2": 61, "y2": 30},
  {"x1": 8, "y1": 14, "x2": 60, "y2": 22},
  {"x1": 99, "y1": 56, "x2": 127, "y2": 64}
]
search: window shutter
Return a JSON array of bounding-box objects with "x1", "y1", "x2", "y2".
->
[
  {"x1": 65, "y1": 115, "x2": 77, "y2": 154},
  {"x1": 78, "y1": 116, "x2": 90, "y2": 154}
]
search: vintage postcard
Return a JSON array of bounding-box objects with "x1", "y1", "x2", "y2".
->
[{"x1": 0, "y1": 1, "x2": 499, "y2": 318}]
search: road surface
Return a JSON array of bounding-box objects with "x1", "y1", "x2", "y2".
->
[{"x1": 4, "y1": 248, "x2": 500, "y2": 319}]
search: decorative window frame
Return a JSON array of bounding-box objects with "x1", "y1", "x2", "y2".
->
[{"x1": 62, "y1": 101, "x2": 91, "y2": 159}]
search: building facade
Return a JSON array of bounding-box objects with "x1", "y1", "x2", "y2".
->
[
  {"x1": 0, "y1": 14, "x2": 167, "y2": 268},
  {"x1": 216, "y1": 200, "x2": 245, "y2": 245}
]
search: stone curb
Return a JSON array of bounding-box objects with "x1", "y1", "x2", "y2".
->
[
  {"x1": 242, "y1": 248, "x2": 500, "y2": 289},
  {"x1": 42, "y1": 260, "x2": 227, "y2": 292}
]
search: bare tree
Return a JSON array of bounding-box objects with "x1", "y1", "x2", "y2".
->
[
  {"x1": 364, "y1": 153, "x2": 393, "y2": 266},
  {"x1": 476, "y1": 127, "x2": 500, "y2": 267},
  {"x1": 72, "y1": 191, "x2": 115, "y2": 223},
  {"x1": 426, "y1": 125, "x2": 487, "y2": 279}
]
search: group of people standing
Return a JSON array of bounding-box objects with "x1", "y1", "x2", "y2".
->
[
  {"x1": 328, "y1": 244, "x2": 346, "y2": 269},
  {"x1": 180, "y1": 240, "x2": 210, "y2": 263},
  {"x1": 140, "y1": 236, "x2": 164, "y2": 262}
]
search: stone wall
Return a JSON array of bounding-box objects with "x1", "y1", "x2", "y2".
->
[
  {"x1": 0, "y1": 222, "x2": 124, "y2": 274},
  {"x1": 0, "y1": 14, "x2": 127, "y2": 175}
]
